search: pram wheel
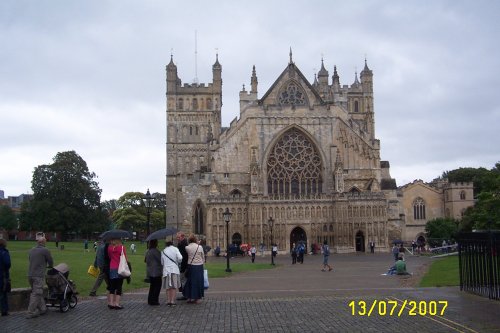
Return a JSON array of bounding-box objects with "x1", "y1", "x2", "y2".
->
[
  {"x1": 60, "y1": 299, "x2": 69, "y2": 313},
  {"x1": 69, "y1": 294, "x2": 78, "y2": 308}
]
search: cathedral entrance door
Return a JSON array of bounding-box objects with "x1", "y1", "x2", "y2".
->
[
  {"x1": 232, "y1": 233, "x2": 242, "y2": 247},
  {"x1": 290, "y1": 227, "x2": 307, "y2": 251},
  {"x1": 355, "y1": 231, "x2": 365, "y2": 252}
]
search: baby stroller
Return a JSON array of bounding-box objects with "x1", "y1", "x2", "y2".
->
[{"x1": 45, "y1": 263, "x2": 78, "y2": 312}]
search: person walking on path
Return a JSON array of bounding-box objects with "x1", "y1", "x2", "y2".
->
[
  {"x1": 0, "y1": 236, "x2": 11, "y2": 316},
  {"x1": 392, "y1": 245, "x2": 399, "y2": 261},
  {"x1": 89, "y1": 240, "x2": 109, "y2": 296},
  {"x1": 176, "y1": 232, "x2": 188, "y2": 300},
  {"x1": 271, "y1": 244, "x2": 278, "y2": 265},
  {"x1": 297, "y1": 242, "x2": 305, "y2": 264},
  {"x1": 250, "y1": 245, "x2": 256, "y2": 263},
  {"x1": 161, "y1": 240, "x2": 183, "y2": 306},
  {"x1": 321, "y1": 241, "x2": 333, "y2": 272},
  {"x1": 182, "y1": 235, "x2": 205, "y2": 304},
  {"x1": 290, "y1": 243, "x2": 297, "y2": 264},
  {"x1": 27, "y1": 232, "x2": 53, "y2": 319},
  {"x1": 145, "y1": 239, "x2": 162, "y2": 305}
]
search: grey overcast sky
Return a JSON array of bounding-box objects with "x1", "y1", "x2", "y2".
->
[{"x1": 1, "y1": 0, "x2": 499, "y2": 200}]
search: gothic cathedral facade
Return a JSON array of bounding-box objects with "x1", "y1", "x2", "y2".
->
[
  {"x1": 166, "y1": 51, "x2": 472, "y2": 253},
  {"x1": 165, "y1": 51, "x2": 412, "y2": 253}
]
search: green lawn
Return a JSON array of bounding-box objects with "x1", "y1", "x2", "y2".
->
[
  {"x1": 6, "y1": 240, "x2": 275, "y2": 296},
  {"x1": 419, "y1": 255, "x2": 460, "y2": 287}
]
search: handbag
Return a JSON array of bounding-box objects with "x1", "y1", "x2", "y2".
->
[
  {"x1": 203, "y1": 269, "x2": 209, "y2": 289},
  {"x1": 118, "y1": 246, "x2": 131, "y2": 277},
  {"x1": 87, "y1": 265, "x2": 100, "y2": 278}
]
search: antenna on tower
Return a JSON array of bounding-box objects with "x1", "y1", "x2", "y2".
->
[{"x1": 193, "y1": 30, "x2": 199, "y2": 84}]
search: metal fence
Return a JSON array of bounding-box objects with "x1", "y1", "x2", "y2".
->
[{"x1": 458, "y1": 231, "x2": 500, "y2": 300}]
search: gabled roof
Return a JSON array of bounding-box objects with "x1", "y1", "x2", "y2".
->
[{"x1": 259, "y1": 61, "x2": 324, "y2": 106}]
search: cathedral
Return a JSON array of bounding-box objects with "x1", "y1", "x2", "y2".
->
[{"x1": 165, "y1": 51, "x2": 472, "y2": 253}]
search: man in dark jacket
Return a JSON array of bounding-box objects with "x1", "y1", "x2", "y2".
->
[{"x1": 27, "y1": 232, "x2": 53, "y2": 318}]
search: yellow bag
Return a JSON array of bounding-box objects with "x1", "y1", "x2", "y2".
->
[{"x1": 88, "y1": 265, "x2": 100, "y2": 278}]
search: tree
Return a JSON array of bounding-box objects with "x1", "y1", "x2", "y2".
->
[
  {"x1": 111, "y1": 191, "x2": 166, "y2": 238},
  {"x1": 19, "y1": 151, "x2": 108, "y2": 239},
  {"x1": 425, "y1": 218, "x2": 459, "y2": 246},
  {"x1": 0, "y1": 205, "x2": 17, "y2": 231}
]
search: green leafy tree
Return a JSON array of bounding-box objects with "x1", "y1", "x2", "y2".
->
[
  {"x1": 19, "y1": 151, "x2": 108, "y2": 239},
  {"x1": 461, "y1": 192, "x2": 500, "y2": 231},
  {"x1": 0, "y1": 205, "x2": 17, "y2": 231},
  {"x1": 425, "y1": 218, "x2": 459, "y2": 246},
  {"x1": 111, "y1": 191, "x2": 166, "y2": 238}
]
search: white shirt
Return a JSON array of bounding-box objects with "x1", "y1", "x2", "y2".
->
[{"x1": 161, "y1": 245, "x2": 183, "y2": 276}]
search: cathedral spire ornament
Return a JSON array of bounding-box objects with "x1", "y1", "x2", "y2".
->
[{"x1": 289, "y1": 47, "x2": 293, "y2": 64}]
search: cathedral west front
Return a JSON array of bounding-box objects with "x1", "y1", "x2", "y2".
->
[{"x1": 165, "y1": 50, "x2": 472, "y2": 253}]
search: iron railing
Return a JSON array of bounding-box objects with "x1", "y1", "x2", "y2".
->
[{"x1": 458, "y1": 231, "x2": 500, "y2": 300}]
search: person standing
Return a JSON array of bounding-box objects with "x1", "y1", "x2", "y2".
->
[
  {"x1": 321, "y1": 241, "x2": 332, "y2": 272},
  {"x1": 392, "y1": 245, "x2": 399, "y2": 261},
  {"x1": 182, "y1": 235, "x2": 205, "y2": 304},
  {"x1": 0, "y1": 236, "x2": 11, "y2": 316},
  {"x1": 27, "y1": 232, "x2": 53, "y2": 318},
  {"x1": 107, "y1": 238, "x2": 127, "y2": 309},
  {"x1": 144, "y1": 239, "x2": 162, "y2": 305},
  {"x1": 161, "y1": 240, "x2": 183, "y2": 306},
  {"x1": 84, "y1": 239, "x2": 89, "y2": 252},
  {"x1": 271, "y1": 244, "x2": 278, "y2": 265},
  {"x1": 290, "y1": 243, "x2": 297, "y2": 264},
  {"x1": 176, "y1": 232, "x2": 188, "y2": 300},
  {"x1": 369, "y1": 241, "x2": 375, "y2": 254},
  {"x1": 250, "y1": 245, "x2": 256, "y2": 263},
  {"x1": 89, "y1": 240, "x2": 109, "y2": 296}
]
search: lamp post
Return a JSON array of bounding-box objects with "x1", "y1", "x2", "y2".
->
[
  {"x1": 143, "y1": 189, "x2": 152, "y2": 238},
  {"x1": 268, "y1": 217, "x2": 274, "y2": 265},
  {"x1": 223, "y1": 208, "x2": 232, "y2": 273}
]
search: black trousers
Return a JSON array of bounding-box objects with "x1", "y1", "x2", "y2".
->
[{"x1": 148, "y1": 276, "x2": 162, "y2": 305}]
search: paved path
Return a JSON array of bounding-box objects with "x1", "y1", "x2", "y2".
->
[{"x1": 2, "y1": 253, "x2": 500, "y2": 332}]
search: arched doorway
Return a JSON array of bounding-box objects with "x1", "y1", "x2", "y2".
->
[
  {"x1": 290, "y1": 227, "x2": 307, "y2": 251},
  {"x1": 355, "y1": 230, "x2": 365, "y2": 252},
  {"x1": 232, "y1": 232, "x2": 242, "y2": 246}
]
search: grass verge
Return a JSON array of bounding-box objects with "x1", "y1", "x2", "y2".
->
[
  {"x1": 419, "y1": 255, "x2": 459, "y2": 287},
  {"x1": 6, "y1": 240, "x2": 275, "y2": 296}
]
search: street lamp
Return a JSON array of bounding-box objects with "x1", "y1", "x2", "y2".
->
[
  {"x1": 223, "y1": 207, "x2": 232, "y2": 273},
  {"x1": 268, "y1": 217, "x2": 274, "y2": 265},
  {"x1": 143, "y1": 189, "x2": 152, "y2": 237}
]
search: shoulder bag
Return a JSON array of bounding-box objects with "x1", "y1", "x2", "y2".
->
[{"x1": 118, "y1": 246, "x2": 131, "y2": 277}]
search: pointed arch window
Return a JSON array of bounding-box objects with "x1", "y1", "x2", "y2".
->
[
  {"x1": 194, "y1": 201, "x2": 204, "y2": 234},
  {"x1": 267, "y1": 128, "x2": 323, "y2": 196},
  {"x1": 413, "y1": 197, "x2": 426, "y2": 220},
  {"x1": 460, "y1": 191, "x2": 466, "y2": 200}
]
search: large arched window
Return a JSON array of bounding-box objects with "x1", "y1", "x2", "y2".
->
[
  {"x1": 460, "y1": 191, "x2": 466, "y2": 200},
  {"x1": 413, "y1": 197, "x2": 426, "y2": 220},
  {"x1": 267, "y1": 128, "x2": 323, "y2": 196}
]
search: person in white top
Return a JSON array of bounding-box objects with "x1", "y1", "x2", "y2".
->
[{"x1": 161, "y1": 240, "x2": 183, "y2": 306}]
